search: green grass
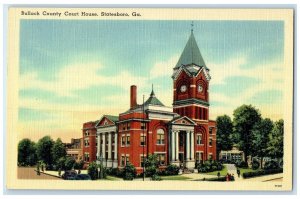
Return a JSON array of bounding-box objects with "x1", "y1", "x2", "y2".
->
[
  {"x1": 204, "y1": 165, "x2": 228, "y2": 176},
  {"x1": 161, "y1": 175, "x2": 192, "y2": 181},
  {"x1": 106, "y1": 175, "x2": 123, "y2": 181},
  {"x1": 237, "y1": 167, "x2": 262, "y2": 176}
]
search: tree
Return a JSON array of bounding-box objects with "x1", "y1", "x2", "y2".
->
[
  {"x1": 267, "y1": 119, "x2": 284, "y2": 159},
  {"x1": 36, "y1": 136, "x2": 54, "y2": 166},
  {"x1": 64, "y1": 156, "x2": 76, "y2": 170},
  {"x1": 233, "y1": 105, "x2": 262, "y2": 162},
  {"x1": 87, "y1": 162, "x2": 99, "y2": 180},
  {"x1": 216, "y1": 115, "x2": 233, "y2": 159},
  {"x1": 251, "y1": 118, "x2": 274, "y2": 167},
  {"x1": 51, "y1": 138, "x2": 66, "y2": 165},
  {"x1": 18, "y1": 138, "x2": 37, "y2": 166},
  {"x1": 122, "y1": 162, "x2": 137, "y2": 180}
]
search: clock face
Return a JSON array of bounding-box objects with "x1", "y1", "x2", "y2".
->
[
  {"x1": 198, "y1": 85, "x2": 203, "y2": 93},
  {"x1": 180, "y1": 85, "x2": 187, "y2": 93}
]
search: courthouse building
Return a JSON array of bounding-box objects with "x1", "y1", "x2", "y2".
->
[{"x1": 82, "y1": 31, "x2": 217, "y2": 172}]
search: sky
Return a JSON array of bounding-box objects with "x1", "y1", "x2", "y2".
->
[{"x1": 18, "y1": 20, "x2": 284, "y2": 142}]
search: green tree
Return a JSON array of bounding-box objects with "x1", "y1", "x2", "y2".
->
[
  {"x1": 36, "y1": 136, "x2": 54, "y2": 166},
  {"x1": 233, "y1": 105, "x2": 262, "y2": 161},
  {"x1": 251, "y1": 118, "x2": 274, "y2": 167},
  {"x1": 267, "y1": 119, "x2": 284, "y2": 159},
  {"x1": 122, "y1": 162, "x2": 137, "y2": 180},
  {"x1": 18, "y1": 138, "x2": 37, "y2": 166},
  {"x1": 64, "y1": 156, "x2": 76, "y2": 170},
  {"x1": 87, "y1": 162, "x2": 99, "y2": 180},
  {"x1": 51, "y1": 138, "x2": 66, "y2": 165},
  {"x1": 144, "y1": 154, "x2": 162, "y2": 180},
  {"x1": 216, "y1": 115, "x2": 233, "y2": 159}
]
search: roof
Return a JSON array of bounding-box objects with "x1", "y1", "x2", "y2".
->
[
  {"x1": 103, "y1": 115, "x2": 119, "y2": 122},
  {"x1": 175, "y1": 32, "x2": 208, "y2": 69},
  {"x1": 143, "y1": 89, "x2": 164, "y2": 106}
]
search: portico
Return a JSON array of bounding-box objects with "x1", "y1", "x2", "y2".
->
[{"x1": 169, "y1": 116, "x2": 196, "y2": 169}]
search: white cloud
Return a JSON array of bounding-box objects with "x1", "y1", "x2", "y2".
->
[
  {"x1": 149, "y1": 56, "x2": 179, "y2": 78},
  {"x1": 20, "y1": 61, "x2": 149, "y2": 98}
]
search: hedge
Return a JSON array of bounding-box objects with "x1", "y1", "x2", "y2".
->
[
  {"x1": 242, "y1": 168, "x2": 283, "y2": 179},
  {"x1": 202, "y1": 176, "x2": 234, "y2": 181}
]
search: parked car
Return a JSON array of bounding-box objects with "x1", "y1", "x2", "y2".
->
[
  {"x1": 62, "y1": 170, "x2": 77, "y2": 180},
  {"x1": 75, "y1": 174, "x2": 91, "y2": 180}
]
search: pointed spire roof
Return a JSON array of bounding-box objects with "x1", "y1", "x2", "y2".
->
[
  {"x1": 175, "y1": 32, "x2": 207, "y2": 69},
  {"x1": 144, "y1": 85, "x2": 164, "y2": 106}
]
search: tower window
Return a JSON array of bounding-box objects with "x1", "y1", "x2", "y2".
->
[{"x1": 156, "y1": 129, "x2": 165, "y2": 145}]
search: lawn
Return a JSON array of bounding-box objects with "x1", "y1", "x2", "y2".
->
[
  {"x1": 204, "y1": 165, "x2": 228, "y2": 176},
  {"x1": 161, "y1": 175, "x2": 192, "y2": 181},
  {"x1": 106, "y1": 175, "x2": 123, "y2": 181},
  {"x1": 237, "y1": 167, "x2": 262, "y2": 176}
]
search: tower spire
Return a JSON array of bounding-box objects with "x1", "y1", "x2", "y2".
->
[
  {"x1": 150, "y1": 84, "x2": 155, "y2": 97},
  {"x1": 191, "y1": 21, "x2": 194, "y2": 33}
]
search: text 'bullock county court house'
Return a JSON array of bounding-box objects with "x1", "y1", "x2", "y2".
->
[{"x1": 82, "y1": 30, "x2": 217, "y2": 173}]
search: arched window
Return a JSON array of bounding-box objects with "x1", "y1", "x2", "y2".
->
[{"x1": 156, "y1": 129, "x2": 165, "y2": 145}]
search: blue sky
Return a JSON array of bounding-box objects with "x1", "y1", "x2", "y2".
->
[{"x1": 19, "y1": 20, "x2": 284, "y2": 141}]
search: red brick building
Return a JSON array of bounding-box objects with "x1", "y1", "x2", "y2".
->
[{"x1": 82, "y1": 31, "x2": 217, "y2": 172}]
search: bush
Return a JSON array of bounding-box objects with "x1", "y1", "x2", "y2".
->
[
  {"x1": 264, "y1": 160, "x2": 279, "y2": 170},
  {"x1": 87, "y1": 162, "x2": 99, "y2": 180},
  {"x1": 165, "y1": 164, "x2": 180, "y2": 176},
  {"x1": 64, "y1": 157, "x2": 76, "y2": 170},
  {"x1": 236, "y1": 160, "x2": 248, "y2": 168},
  {"x1": 151, "y1": 174, "x2": 162, "y2": 181},
  {"x1": 251, "y1": 160, "x2": 260, "y2": 170},
  {"x1": 122, "y1": 162, "x2": 137, "y2": 180},
  {"x1": 242, "y1": 168, "x2": 283, "y2": 179},
  {"x1": 74, "y1": 160, "x2": 84, "y2": 170},
  {"x1": 197, "y1": 160, "x2": 223, "y2": 173}
]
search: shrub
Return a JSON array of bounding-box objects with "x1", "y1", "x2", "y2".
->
[
  {"x1": 64, "y1": 157, "x2": 76, "y2": 170},
  {"x1": 251, "y1": 160, "x2": 260, "y2": 170},
  {"x1": 151, "y1": 174, "x2": 162, "y2": 181},
  {"x1": 264, "y1": 160, "x2": 279, "y2": 170},
  {"x1": 87, "y1": 162, "x2": 99, "y2": 180},
  {"x1": 197, "y1": 160, "x2": 223, "y2": 173},
  {"x1": 122, "y1": 162, "x2": 137, "y2": 180},
  {"x1": 166, "y1": 164, "x2": 180, "y2": 176},
  {"x1": 236, "y1": 160, "x2": 248, "y2": 168},
  {"x1": 74, "y1": 160, "x2": 84, "y2": 170},
  {"x1": 242, "y1": 168, "x2": 283, "y2": 178}
]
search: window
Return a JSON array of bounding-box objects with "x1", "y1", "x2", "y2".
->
[
  {"x1": 84, "y1": 153, "x2": 89, "y2": 162},
  {"x1": 121, "y1": 136, "x2": 126, "y2": 146},
  {"x1": 126, "y1": 156, "x2": 130, "y2": 165},
  {"x1": 196, "y1": 152, "x2": 202, "y2": 163},
  {"x1": 208, "y1": 154, "x2": 213, "y2": 160},
  {"x1": 140, "y1": 134, "x2": 146, "y2": 146},
  {"x1": 140, "y1": 156, "x2": 145, "y2": 167},
  {"x1": 209, "y1": 138, "x2": 213, "y2": 146},
  {"x1": 84, "y1": 138, "x2": 89, "y2": 147},
  {"x1": 122, "y1": 124, "x2": 126, "y2": 131},
  {"x1": 209, "y1": 127, "x2": 213, "y2": 134},
  {"x1": 156, "y1": 129, "x2": 165, "y2": 145},
  {"x1": 141, "y1": 122, "x2": 146, "y2": 130},
  {"x1": 197, "y1": 134, "x2": 202, "y2": 145},
  {"x1": 121, "y1": 155, "x2": 125, "y2": 166},
  {"x1": 127, "y1": 122, "x2": 131, "y2": 130},
  {"x1": 157, "y1": 154, "x2": 166, "y2": 165},
  {"x1": 85, "y1": 130, "x2": 89, "y2": 137},
  {"x1": 126, "y1": 135, "x2": 130, "y2": 145}
]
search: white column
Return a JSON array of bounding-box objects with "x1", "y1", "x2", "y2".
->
[
  {"x1": 114, "y1": 132, "x2": 118, "y2": 160},
  {"x1": 191, "y1": 131, "x2": 194, "y2": 160},
  {"x1": 97, "y1": 133, "x2": 100, "y2": 160},
  {"x1": 186, "y1": 131, "x2": 190, "y2": 160},
  {"x1": 108, "y1": 132, "x2": 112, "y2": 160},
  {"x1": 175, "y1": 131, "x2": 179, "y2": 161},
  {"x1": 102, "y1": 133, "x2": 105, "y2": 158},
  {"x1": 171, "y1": 131, "x2": 175, "y2": 161}
]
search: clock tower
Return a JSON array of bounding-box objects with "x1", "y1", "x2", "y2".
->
[{"x1": 172, "y1": 31, "x2": 211, "y2": 121}]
